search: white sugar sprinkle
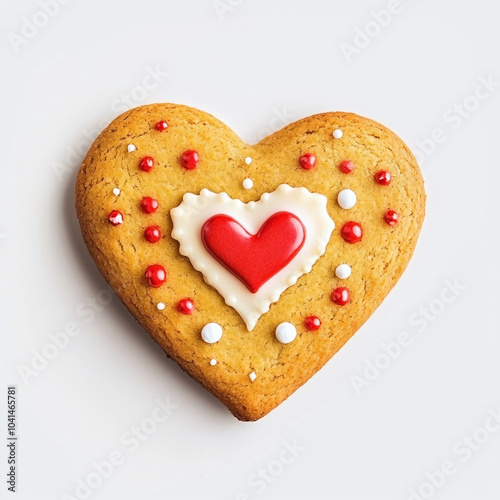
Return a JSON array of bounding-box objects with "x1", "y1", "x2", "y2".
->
[
  {"x1": 275, "y1": 322, "x2": 297, "y2": 344},
  {"x1": 112, "y1": 188, "x2": 120, "y2": 196},
  {"x1": 127, "y1": 144, "x2": 136, "y2": 152},
  {"x1": 201, "y1": 323, "x2": 223, "y2": 344},
  {"x1": 244, "y1": 156, "x2": 253, "y2": 165},
  {"x1": 242, "y1": 178, "x2": 253, "y2": 189},
  {"x1": 157, "y1": 302, "x2": 165, "y2": 310},
  {"x1": 249, "y1": 372, "x2": 257, "y2": 382},
  {"x1": 337, "y1": 189, "x2": 356, "y2": 209},
  {"x1": 333, "y1": 129, "x2": 343, "y2": 139},
  {"x1": 210, "y1": 359, "x2": 217, "y2": 366},
  {"x1": 335, "y1": 264, "x2": 352, "y2": 280}
]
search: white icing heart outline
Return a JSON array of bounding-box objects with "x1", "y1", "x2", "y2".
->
[{"x1": 170, "y1": 184, "x2": 335, "y2": 331}]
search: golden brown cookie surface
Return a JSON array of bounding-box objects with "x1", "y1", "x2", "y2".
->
[{"x1": 76, "y1": 103, "x2": 425, "y2": 421}]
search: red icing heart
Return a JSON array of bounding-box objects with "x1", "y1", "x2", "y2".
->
[{"x1": 201, "y1": 211, "x2": 306, "y2": 293}]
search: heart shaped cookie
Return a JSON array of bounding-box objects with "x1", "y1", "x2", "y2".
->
[{"x1": 75, "y1": 104, "x2": 425, "y2": 421}]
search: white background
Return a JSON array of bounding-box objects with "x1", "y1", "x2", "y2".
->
[{"x1": 1, "y1": 1, "x2": 499, "y2": 499}]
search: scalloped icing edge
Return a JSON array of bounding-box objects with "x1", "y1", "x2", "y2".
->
[{"x1": 170, "y1": 184, "x2": 335, "y2": 331}]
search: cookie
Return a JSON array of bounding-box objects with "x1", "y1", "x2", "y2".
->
[{"x1": 75, "y1": 104, "x2": 425, "y2": 421}]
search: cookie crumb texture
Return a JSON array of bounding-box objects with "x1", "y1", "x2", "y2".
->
[{"x1": 76, "y1": 104, "x2": 425, "y2": 421}]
